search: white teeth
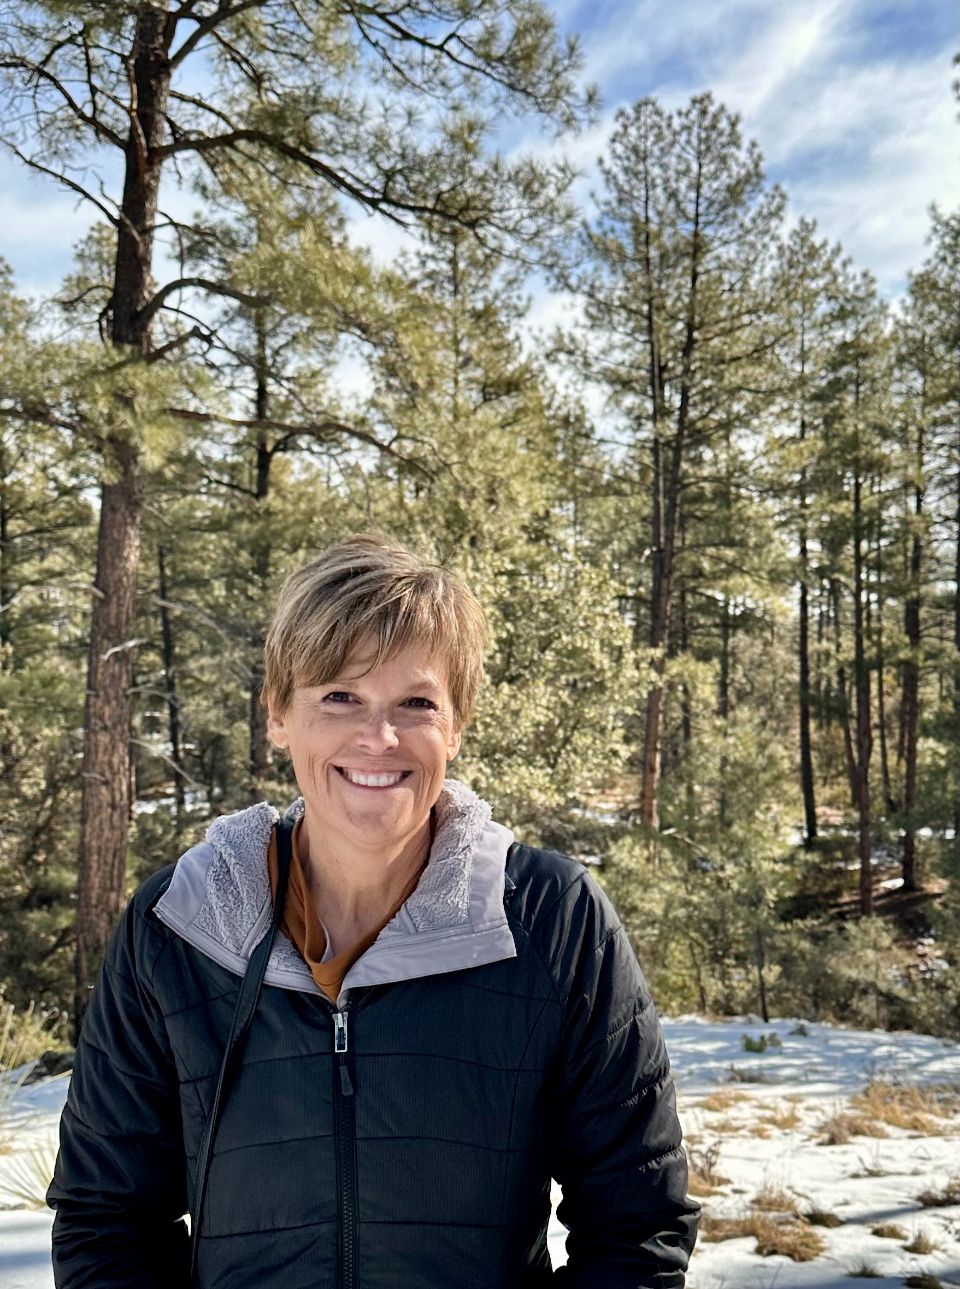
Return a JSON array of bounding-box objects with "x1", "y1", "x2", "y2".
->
[{"x1": 341, "y1": 769, "x2": 406, "y2": 788}]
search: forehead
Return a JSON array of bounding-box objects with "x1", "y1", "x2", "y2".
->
[{"x1": 320, "y1": 640, "x2": 449, "y2": 692}]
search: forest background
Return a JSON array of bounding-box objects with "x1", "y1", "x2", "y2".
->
[{"x1": 1, "y1": 0, "x2": 959, "y2": 1058}]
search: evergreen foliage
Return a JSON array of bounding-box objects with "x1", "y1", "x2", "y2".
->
[{"x1": 0, "y1": 10, "x2": 957, "y2": 1039}]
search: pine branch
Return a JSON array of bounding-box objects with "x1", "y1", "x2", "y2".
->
[{"x1": 136, "y1": 277, "x2": 272, "y2": 327}]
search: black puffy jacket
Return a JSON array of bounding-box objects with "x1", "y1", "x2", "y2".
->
[{"x1": 47, "y1": 782, "x2": 700, "y2": 1287}]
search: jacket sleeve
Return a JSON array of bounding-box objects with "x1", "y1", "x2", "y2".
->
[
  {"x1": 544, "y1": 871, "x2": 701, "y2": 1287},
  {"x1": 46, "y1": 882, "x2": 190, "y2": 1288}
]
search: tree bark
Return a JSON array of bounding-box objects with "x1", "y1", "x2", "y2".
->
[
  {"x1": 156, "y1": 543, "x2": 186, "y2": 831},
  {"x1": 872, "y1": 502, "x2": 895, "y2": 817},
  {"x1": 852, "y1": 452, "x2": 874, "y2": 917},
  {"x1": 248, "y1": 310, "x2": 272, "y2": 798},
  {"x1": 797, "y1": 321, "x2": 818, "y2": 849},
  {"x1": 901, "y1": 396, "x2": 925, "y2": 891},
  {"x1": 954, "y1": 454, "x2": 960, "y2": 869}
]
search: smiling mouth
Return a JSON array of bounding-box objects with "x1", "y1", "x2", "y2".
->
[{"x1": 335, "y1": 767, "x2": 413, "y2": 790}]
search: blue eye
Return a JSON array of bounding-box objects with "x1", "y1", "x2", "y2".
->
[{"x1": 323, "y1": 692, "x2": 353, "y2": 703}]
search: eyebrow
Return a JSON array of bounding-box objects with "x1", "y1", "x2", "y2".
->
[{"x1": 321, "y1": 674, "x2": 443, "y2": 693}]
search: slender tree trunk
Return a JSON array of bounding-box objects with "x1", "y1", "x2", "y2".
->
[
  {"x1": 718, "y1": 594, "x2": 731, "y2": 830},
  {"x1": 678, "y1": 517, "x2": 694, "y2": 827},
  {"x1": 831, "y1": 577, "x2": 857, "y2": 811},
  {"x1": 797, "y1": 322, "x2": 818, "y2": 849},
  {"x1": 901, "y1": 396, "x2": 925, "y2": 891},
  {"x1": 798, "y1": 550, "x2": 817, "y2": 848},
  {"x1": 0, "y1": 438, "x2": 16, "y2": 779},
  {"x1": 954, "y1": 456, "x2": 960, "y2": 867},
  {"x1": 248, "y1": 311, "x2": 272, "y2": 798},
  {"x1": 0, "y1": 437, "x2": 9, "y2": 661},
  {"x1": 638, "y1": 161, "x2": 666, "y2": 851},
  {"x1": 156, "y1": 543, "x2": 185, "y2": 832},
  {"x1": 852, "y1": 457, "x2": 874, "y2": 917},
  {"x1": 815, "y1": 585, "x2": 827, "y2": 722},
  {"x1": 755, "y1": 926, "x2": 769, "y2": 1023},
  {"x1": 872, "y1": 504, "x2": 895, "y2": 815},
  {"x1": 74, "y1": 3, "x2": 171, "y2": 1041}
]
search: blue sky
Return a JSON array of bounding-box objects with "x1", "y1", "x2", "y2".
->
[
  {"x1": 537, "y1": 0, "x2": 959, "y2": 301},
  {"x1": 1, "y1": 0, "x2": 956, "y2": 322}
]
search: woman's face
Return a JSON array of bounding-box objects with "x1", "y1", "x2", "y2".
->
[{"x1": 266, "y1": 636, "x2": 462, "y2": 856}]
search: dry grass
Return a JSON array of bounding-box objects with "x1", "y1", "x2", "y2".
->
[
  {"x1": 710, "y1": 1117, "x2": 740, "y2": 1135},
  {"x1": 902, "y1": 1276, "x2": 944, "y2": 1288},
  {"x1": 915, "y1": 1175, "x2": 960, "y2": 1207},
  {"x1": 804, "y1": 1206, "x2": 844, "y2": 1228},
  {"x1": 751, "y1": 1183, "x2": 801, "y2": 1214},
  {"x1": 850, "y1": 1080, "x2": 956, "y2": 1135},
  {"x1": 0, "y1": 1139, "x2": 57, "y2": 1209},
  {"x1": 751, "y1": 1215, "x2": 826, "y2": 1261},
  {"x1": 685, "y1": 1141, "x2": 729, "y2": 1197},
  {"x1": 700, "y1": 1212, "x2": 826, "y2": 1262},
  {"x1": 761, "y1": 1103, "x2": 803, "y2": 1130},
  {"x1": 699, "y1": 1090, "x2": 750, "y2": 1112},
  {"x1": 902, "y1": 1228, "x2": 943, "y2": 1255},
  {"x1": 743, "y1": 1123, "x2": 772, "y2": 1138},
  {"x1": 816, "y1": 1110, "x2": 889, "y2": 1145},
  {"x1": 846, "y1": 1260, "x2": 883, "y2": 1278},
  {"x1": 870, "y1": 1222, "x2": 907, "y2": 1239}
]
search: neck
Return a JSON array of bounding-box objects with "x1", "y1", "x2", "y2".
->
[{"x1": 295, "y1": 805, "x2": 435, "y2": 929}]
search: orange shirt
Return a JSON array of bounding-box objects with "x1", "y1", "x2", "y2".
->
[{"x1": 266, "y1": 815, "x2": 429, "y2": 1003}]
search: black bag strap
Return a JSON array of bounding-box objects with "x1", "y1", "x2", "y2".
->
[{"x1": 188, "y1": 816, "x2": 294, "y2": 1285}]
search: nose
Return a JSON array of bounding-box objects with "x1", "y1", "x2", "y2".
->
[{"x1": 355, "y1": 710, "x2": 400, "y2": 752}]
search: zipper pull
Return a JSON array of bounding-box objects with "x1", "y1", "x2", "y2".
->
[
  {"x1": 333, "y1": 1010, "x2": 354, "y2": 1096},
  {"x1": 333, "y1": 1010, "x2": 348, "y2": 1053}
]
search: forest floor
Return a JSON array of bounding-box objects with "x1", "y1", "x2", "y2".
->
[{"x1": 1, "y1": 1014, "x2": 959, "y2": 1288}]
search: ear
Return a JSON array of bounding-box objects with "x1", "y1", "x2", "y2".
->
[
  {"x1": 446, "y1": 724, "x2": 462, "y2": 762},
  {"x1": 266, "y1": 697, "x2": 290, "y2": 750}
]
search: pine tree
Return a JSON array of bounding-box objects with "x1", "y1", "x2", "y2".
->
[
  {"x1": 770, "y1": 218, "x2": 847, "y2": 850},
  {"x1": 556, "y1": 92, "x2": 785, "y2": 857},
  {"x1": 0, "y1": 0, "x2": 591, "y2": 1034}
]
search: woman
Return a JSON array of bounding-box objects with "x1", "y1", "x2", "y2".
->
[{"x1": 47, "y1": 532, "x2": 700, "y2": 1287}]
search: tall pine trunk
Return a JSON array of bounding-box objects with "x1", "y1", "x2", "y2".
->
[
  {"x1": 74, "y1": 4, "x2": 170, "y2": 1039},
  {"x1": 797, "y1": 319, "x2": 818, "y2": 849},
  {"x1": 954, "y1": 456, "x2": 960, "y2": 868},
  {"x1": 872, "y1": 504, "x2": 895, "y2": 816},
  {"x1": 248, "y1": 311, "x2": 272, "y2": 798},
  {"x1": 852, "y1": 432, "x2": 874, "y2": 916},
  {"x1": 901, "y1": 398, "x2": 925, "y2": 891},
  {"x1": 156, "y1": 543, "x2": 185, "y2": 832}
]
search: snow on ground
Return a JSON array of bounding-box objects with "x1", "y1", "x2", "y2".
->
[{"x1": 2, "y1": 1015, "x2": 959, "y2": 1287}]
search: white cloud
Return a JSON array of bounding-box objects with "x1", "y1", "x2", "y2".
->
[
  {"x1": 507, "y1": 0, "x2": 957, "y2": 302},
  {"x1": 708, "y1": 0, "x2": 850, "y2": 125},
  {"x1": 784, "y1": 58, "x2": 960, "y2": 294}
]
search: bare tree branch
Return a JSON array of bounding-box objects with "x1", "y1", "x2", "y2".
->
[
  {"x1": 0, "y1": 140, "x2": 119, "y2": 226},
  {"x1": 0, "y1": 49, "x2": 126, "y2": 149},
  {"x1": 169, "y1": 0, "x2": 270, "y2": 69},
  {"x1": 136, "y1": 276, "x2": 272, "y2": 326},
  {"x1": 166, "y1": 404, "x2": 434, "y2": 477}
]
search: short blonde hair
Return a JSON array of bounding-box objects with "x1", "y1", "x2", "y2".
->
[{"x1": 261, "y1": 532, "x2": 489, "y2": 728}]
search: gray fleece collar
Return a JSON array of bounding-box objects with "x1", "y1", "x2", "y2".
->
[{"x1": 152, "y1": 777, "x2": 518, "y2": 1006}]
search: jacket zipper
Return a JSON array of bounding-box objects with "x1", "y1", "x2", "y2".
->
[{"x1": 331, "y1": 1000, "x2": 358, "y2": 1289}]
